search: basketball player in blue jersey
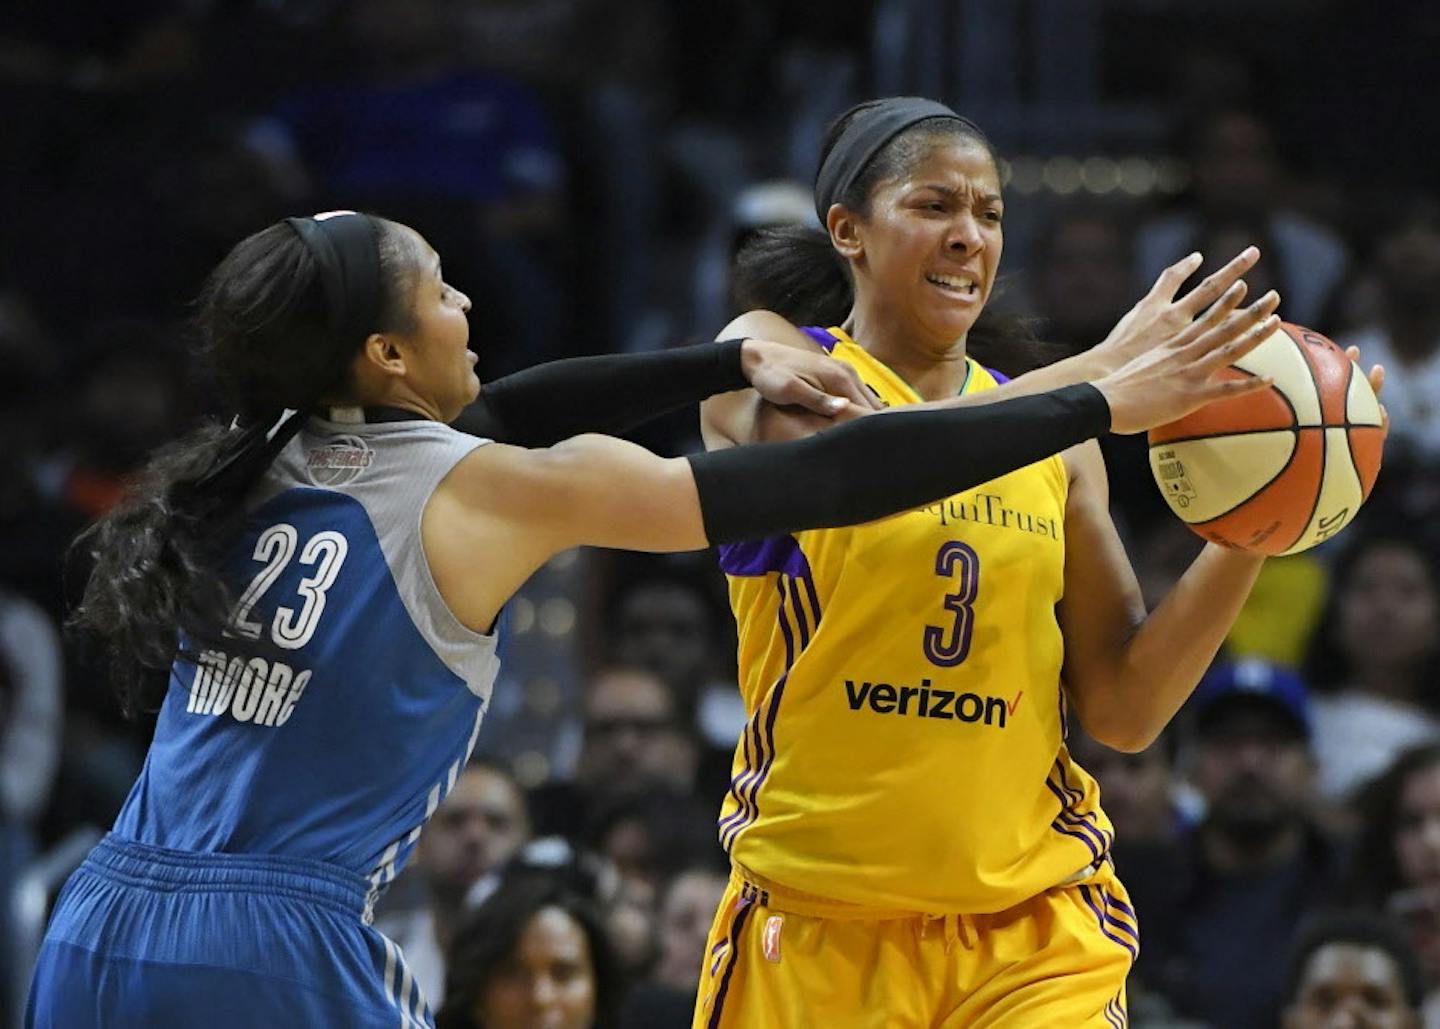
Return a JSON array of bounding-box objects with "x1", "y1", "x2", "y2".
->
[{"x1": 28, "y1": 210, "x2": 1274, "y2": 1027}]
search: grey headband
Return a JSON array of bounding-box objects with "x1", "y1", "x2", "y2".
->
[{"x1": 813, "y1": 97, "x2": 983, "y2": 224}]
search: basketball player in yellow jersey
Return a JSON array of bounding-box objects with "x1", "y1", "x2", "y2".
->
[{"x1": 693, "y1": 98, "x2": 1387, "y2": 1028}]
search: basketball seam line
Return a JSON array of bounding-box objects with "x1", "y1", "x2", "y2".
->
[
  {"x1": 1149, "y1": 423, "x2": 1381, "y2": 445},
  {"x1": 1340, "y1": 358, "x2": 1368, "y2": 499},
  {"x1": 1281, "y1": 329, "x2": 1328, "y2": 553},
  {"x1": 1153, "y1": 361, "x2": 1301, "y2": 530},
  {"x1": 1185, "y1": 431, "x2": 1303, "y2": 528}
]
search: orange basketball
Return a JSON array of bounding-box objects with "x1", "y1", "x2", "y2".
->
[{"x1": 1147, "y1": 322, "x2": 1385, "y2": 555}]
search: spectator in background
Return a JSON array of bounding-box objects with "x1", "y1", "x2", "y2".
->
[
  {"x1": 622, "y1": 862, "x2": 730, "y2": 1028},
  {"x1": 1027, "y1": 202, "x2": 1137, "y2": 356},
  {"x1": 1135, "y1": 107, "x2": 1348, "y2": 329},
  {"x1": 609, "y1": 575, "x2": 744, "y2": 792},
  {"x1": 1337, "y1": 199, "x2": 1440, "y2": 461},
  {"x1": 583, "y1": 792, "x2": 724, "y2": 978},
  {"x1": 377, "y1": 759, "x2": 532, "y2": 1007},
  {"x1": 1146, "y1": 660, "x2": 1343, "y2": 1029},
  {"x1": 530, "y1": 666, "x2": 700, "y2": 842},
  {"x1": 1281, "y1": 911, "x2": 1425, "y2": 1029},
  {"x1": 576, "y1": 667, "x2": 700, "y2": 804},
  {"x1": 1303, "y1": 530, "x2": 1440, "y2": 803},
  {"x1": 1343, "y1": 744, "x2": 1440, "y2": 1007},
  {"x1": 438, "y1": 870, "x2": 621, "y2": 1029}
]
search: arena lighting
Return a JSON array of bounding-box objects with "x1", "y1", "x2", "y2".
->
[{"x1": 1001, "y1": 155, "x2": 1190, "y2": 196}]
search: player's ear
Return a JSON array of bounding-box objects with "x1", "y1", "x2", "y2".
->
[
  {"x1": 360, "y1": 331, "x2": 406, "y2": 379},
  {"x1": 828, "y1": 203, "x2": 865, "y2": 261}
]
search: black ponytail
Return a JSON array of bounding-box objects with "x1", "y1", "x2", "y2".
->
[
  {"x1": 69, "y1": 215, "x2": 420, "y2": 715},
  {"x1": 732, "y1": 224, "x2": 853, "y2": 326}
]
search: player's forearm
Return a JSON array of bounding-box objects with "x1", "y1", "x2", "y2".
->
[
  {"x1": 1096, "y1": 544, "x2": 1266, "y2": 751},
  {"x1": 466, "y1": 341, "x2": 748, "y2": 446},
  {"x1": 690, "y1": 384, "x2": 1110, "y2": 543}
]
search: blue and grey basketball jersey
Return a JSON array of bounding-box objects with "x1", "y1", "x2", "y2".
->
[{"x1": 113, "y1": 414, "x2": 500, "y2": 919}]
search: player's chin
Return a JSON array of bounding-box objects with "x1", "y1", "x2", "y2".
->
[{"x1": 929, "y1": 306, "x2": 983, "y2": 343}]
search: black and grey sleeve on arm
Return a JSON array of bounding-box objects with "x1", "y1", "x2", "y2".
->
[
  {"x1": 463, "y1": 340, "x2": 747, "y2": 447},
  {"x1": 687, "y1": 383, "x2": 1109, "y2": 545}
]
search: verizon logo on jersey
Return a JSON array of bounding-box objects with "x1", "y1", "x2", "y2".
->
[
  {"x1": 843, "y1": 678, "x2": 1020, "y2": 728},
  {"x1": 185, "y1": 648, "x2": 312, "y2": 727}
]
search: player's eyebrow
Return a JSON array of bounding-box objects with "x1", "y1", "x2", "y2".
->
[{"x1": 915, "y1": 183, "x2": 1003, "y2": 205}]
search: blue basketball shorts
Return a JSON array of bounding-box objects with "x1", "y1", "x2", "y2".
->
[{"x1": 26, "y1": 834, "x2": 432, "y2": 1028}]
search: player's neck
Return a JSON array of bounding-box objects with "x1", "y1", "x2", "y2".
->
[{"x1": 845, "y1": 307, "x2": 970, "y2": 401}]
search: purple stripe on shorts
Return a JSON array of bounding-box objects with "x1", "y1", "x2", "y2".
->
[
  {"x1": 706, "y1": 900, "x2": 755, "y2": 1029},
  {"x1": 1103, "y1": 890, "x2": 1137, "y2": 922},
  {"x1": 1102, "y1": 999, "x2": 1123, "y2": 1029},
  {"x1": 1102, "y1": 892, "x2": 1140, "y2": 944}
]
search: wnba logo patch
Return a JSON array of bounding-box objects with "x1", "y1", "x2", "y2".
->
[
  {"x1": 763, "y1": 915, "x2": 784, "y2": 963},
  {"x1": 306, "y1": 435, "x2": 373, "y2": 487}
]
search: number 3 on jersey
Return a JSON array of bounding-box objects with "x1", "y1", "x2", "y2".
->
[
  {"x1": 231, "y1": 523, "x2": 349, "y2": 649},
  {"x1": 923, "y1": 540, "x2": 980, "y2": 667}
]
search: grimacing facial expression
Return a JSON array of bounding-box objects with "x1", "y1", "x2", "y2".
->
[{"x1": 848, "y1": 138, "x2": 1003, "y2": 348}]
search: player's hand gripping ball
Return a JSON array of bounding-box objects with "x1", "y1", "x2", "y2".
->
[{"x1": 1147, "y1": 322, "x2": 1384, "y2": 555}]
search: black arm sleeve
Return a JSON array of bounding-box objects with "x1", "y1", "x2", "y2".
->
[
  {"x1": 463, "y1": 340, "x2": 747, "y2": 447},
  {"x1": 687, "y1": 383, "x2": 1110, "y2": 545}
]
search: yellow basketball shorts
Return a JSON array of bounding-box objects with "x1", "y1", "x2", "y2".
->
[{"x1": 692, "y1": 864, "x2": 1136, "y2": 1028}]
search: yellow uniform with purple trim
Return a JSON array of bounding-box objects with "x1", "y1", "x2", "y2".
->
[{"x1": 694, "y1": 327, "x2": 1137, "y2": 1028}]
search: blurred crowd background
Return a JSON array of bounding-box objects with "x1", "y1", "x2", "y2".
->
[{"x1": 2, "y1": 0, "x2": 1439, "y2": 1026}]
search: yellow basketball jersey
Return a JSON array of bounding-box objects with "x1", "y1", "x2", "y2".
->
[{"x1": 715, "y1": 327, "x2": 1113, "y2": 915}]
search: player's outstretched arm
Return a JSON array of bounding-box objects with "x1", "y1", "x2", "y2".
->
[
  {"x1": 705, "y1": 248, "x2": 1276, "y2": 448},
  {"x1": 427, "y1": 308, "x2": 1283, "y2": 635},
  {"x1": 426, "y1": 386, "x2": 1114, "y2": 633},
  {"x1": 464, "y1": 337, "x2": 879, "y2": 447}
]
